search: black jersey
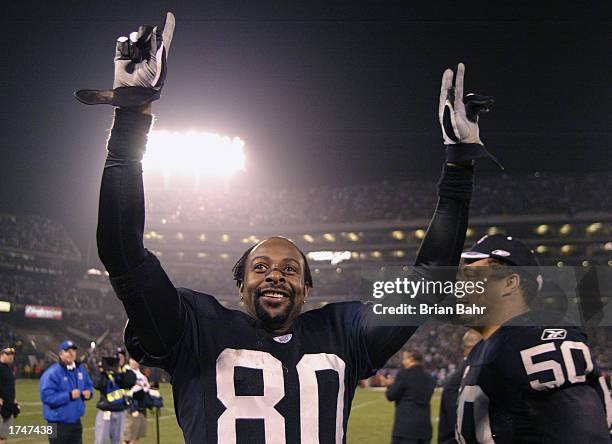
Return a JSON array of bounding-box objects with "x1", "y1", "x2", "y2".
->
[
  {"x1": 99, "y1": 110, "x2": 476, "y2": 444},
  {"x1": 119, "y1": 254, "x2": 400, "y2": 444},
  {"x1": 456, "y1": 312, "x2": 612, "y2": 444}
]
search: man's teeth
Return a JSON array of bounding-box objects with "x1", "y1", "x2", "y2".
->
[{"x1": 263, "y1": 291, "x2": 285, "y2": 299}]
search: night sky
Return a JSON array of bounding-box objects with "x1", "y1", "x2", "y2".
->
[{"x1": 2, "y1": 1, "x2": 611, "y2": 251}]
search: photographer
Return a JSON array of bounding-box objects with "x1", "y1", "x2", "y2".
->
[
  {"x1": 0, "y1": 346, "x2": 20, "y2": 444},
  {"x1": 121, "y1": 359, "x2": 149, "y2": 444},
  {"x1": 93, "y1": 349, "x2": 135, "y2": 444}
]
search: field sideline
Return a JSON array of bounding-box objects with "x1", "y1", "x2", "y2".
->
[{"x1": 9, "y1": 379, "x2": 442, "y2": 443}]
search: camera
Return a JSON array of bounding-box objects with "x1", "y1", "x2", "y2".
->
[{"x1": 101, "y1": 356, "x2": 119, "y2": 372}]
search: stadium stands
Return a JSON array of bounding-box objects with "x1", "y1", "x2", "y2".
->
[
  {"x1": 0, "y1": 172, "x2": 610, "y2": 381},
  {"x1": 143, "y1": 171, "x2": 612, "y2": 226}
]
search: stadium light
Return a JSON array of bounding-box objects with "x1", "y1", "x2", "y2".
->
[
  {"x1": 307, "y1": 251, "x2": 351, "y2": 265},
  {"x1": 586, "y1": 222, "x2": 603, "y2": 234},
  {"x1": 303, "y1": 234, "x2": 315, "y2": 243},
  {"x1": 346, "y1": 232, "x2": 360, "y2": 242},
  {"x1": 391, "y1": 230, "x2": 405, "y2": 240},
  {"x1": 487, "y1": 226, "x2": 503, "y2": 235},
  {"x1": 323, "y1": 233, "x2": 336, "y2": 242},
  {"x1": 0, "y1": 301, "x2": 10, "y2": 313},
  {"x1": 143, "y1": 130, "x2": 246, "y2": 177}
]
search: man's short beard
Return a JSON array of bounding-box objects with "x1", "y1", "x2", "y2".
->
[{"x1": 253, "y1": 290, "x2": 296, "y2": 329}]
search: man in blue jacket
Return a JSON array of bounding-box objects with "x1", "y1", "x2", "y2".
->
[{"x1": 40, "y1": 341, "x2": 94, "y2": 444}]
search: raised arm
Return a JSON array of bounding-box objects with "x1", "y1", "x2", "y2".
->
[
  {"x1": 362, "y1": 63, "x2": 494, "y2": 369},
  {"x1": 79, "y1": 14, "x2": 183, "y2": 358}
]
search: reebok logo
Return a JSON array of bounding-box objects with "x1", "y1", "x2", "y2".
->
[{"x1": 541, "y1": 328, "x2": 567, "y2": 340}]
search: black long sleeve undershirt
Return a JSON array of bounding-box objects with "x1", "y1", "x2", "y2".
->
[
  {"x1": 363, "y1": 163, "x2": 472, "y2": 368},
  {"x1": 98, "y1": 108, "x2": 181, "y2": 355},
  {"x1": 98, "y1": 108, "x2": 473, "y2": 360}
]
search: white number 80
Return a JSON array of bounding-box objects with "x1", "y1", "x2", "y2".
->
[{"x1": 216, "y1": 348, "x2": 346, "y2": 443}]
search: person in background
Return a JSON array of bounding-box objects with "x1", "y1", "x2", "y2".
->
[
  {"x1": 121, "y1": 358, "x2": 149, "y2": 444},
  {"x1": 93, "y1": 348, "x2": 135, "y2": 444},
  {"x1": 437, "y1": 329, "x2": 482, "y2": 444},
  {"x1": 0, "y1": 346, "x2": 19, "y2": 444},
  {"x1": 40, "y1": 341, "x2": 94, "y2": 444},
  {"x1": 383, "y1": 350, "x2": 437, "y2": 444}
]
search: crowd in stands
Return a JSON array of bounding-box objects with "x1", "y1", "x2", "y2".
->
[
  {"x1": 588, "y1": 327, "x2": 612, "y2": 371},
  {"x1": 1, "y1": 170, "x2": 610, "y2": 383},
  {"x1": 0, "y1": 271, "x2": 117, "y2": 316},
  {"x1": 0, "y1": 214, "x2": 79, "y2": 256},
  {"x1": 0, "y1": 269, "x2": 127, "y2": 346},
  {"x1": 144, "y1": 171, "x2": 612, "y2": 228},
  {"x1": 0, "y1": 324, "x2": 22, "y2": 355},
  {"x1": 0, "y1": 324, "x2": 45, "y2": 378}
]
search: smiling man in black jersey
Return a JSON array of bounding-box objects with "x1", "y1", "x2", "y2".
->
[{"x1": 76, "y1": 12, "x2": 498, "y2": 444}]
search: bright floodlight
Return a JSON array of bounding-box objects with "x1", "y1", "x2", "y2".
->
[
  {"x1": 307, "y1": 251, "x2": 352, "y2": 265},
  {"x1": 143, "y1": 130, "x2": 246, "y2": 177}
]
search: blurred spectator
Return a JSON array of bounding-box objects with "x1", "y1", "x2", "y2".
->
[
  {"x1": 438, "y1": 329, "x2": 482, "y2": 444},
  {"x1": 93, "y1": 349, "x2": 135, "y2": 444},
  {"x1": 40, "y1": 341, "x2": 93, "y2": 444},
  {"x1": 383, "y1": 350, "x2": 436, "y2": 444},
  {"x1": 122, "y1": 358, "x2": 150, "y2": 444},
  {"x1": 0, "y1": 345, "x2": 19, "y2": 444}
]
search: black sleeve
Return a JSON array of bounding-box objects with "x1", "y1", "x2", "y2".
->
[
  {"x1": 526, "y1": 385, "x2": 612, "y2": 444},
  {"x1": 385, "y1": 370, "x2": 406, "y2": 402},
  {"x1": 97, "y1": 108, "x2": 183, "y2": 356},
  {"x1": 363, "y1": 162, "x2": 473, "y2": 368}
]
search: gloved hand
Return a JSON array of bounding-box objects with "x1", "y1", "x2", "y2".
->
[
  {"x1": 439, "y1": 63, "x2": 503, "y2": 169},
  {"x1": 75, "y1": 12, "x2": 175, "y2": 107}
]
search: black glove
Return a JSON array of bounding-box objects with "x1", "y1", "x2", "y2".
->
[{"x1": 75, "y1": 12, "x2": 175, "y2": 107}]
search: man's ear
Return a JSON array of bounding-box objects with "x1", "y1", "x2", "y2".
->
[
  {"x1": 504, "y1": 273, "x2": 521, "y2": 296},
  {"x1": 239, "y1": 282, "x2": 244, "y2": 300},
  {"x1": 304, "y1": 285, "x2": 312, "y2": 300}
]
